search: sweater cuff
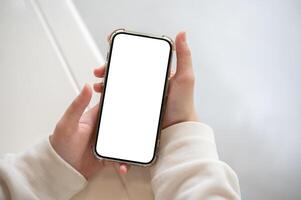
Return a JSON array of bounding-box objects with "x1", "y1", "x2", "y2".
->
[
  {"x1": 152, "y1": 121, "x2": 219, "y2": 170},
  {"x1": 14, "y1": 138, "x2": 87, "y2": 199}
]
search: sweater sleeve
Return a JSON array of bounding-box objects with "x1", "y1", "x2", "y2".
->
[
  {"x1": 150, "y1": 121, "x2": 241, "y2": 200},
  {"x1": 0, "y1": 138, "x2": 87, "y2": 200}
]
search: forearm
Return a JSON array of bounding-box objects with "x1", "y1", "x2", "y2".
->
[
  {"x1": 150, "y1": 122, "x2": 241, "y2": 200},
  {"x1": 0, "y1": 138, "x2": 87, "y2": 200}
]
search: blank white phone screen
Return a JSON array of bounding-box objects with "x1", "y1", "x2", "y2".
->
[{"x1": 96, "y1": 33, "x2": 171, "y2": 164}]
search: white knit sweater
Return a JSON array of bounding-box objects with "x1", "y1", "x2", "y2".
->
[{"x1": 0, "y1": 122, "x2": 240, "y2": 199}]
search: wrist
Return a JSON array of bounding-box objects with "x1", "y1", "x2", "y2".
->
[{"x1": 162, "y1": 111, "x2": 199, "y2": 129}]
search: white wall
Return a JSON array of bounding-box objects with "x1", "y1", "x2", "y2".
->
[
  {"x1": 0, "y1": 0, "x2": 103, "y2": 153},
  {"x1": 74, "y1": 0, "x2": 301, "y2": 199}
]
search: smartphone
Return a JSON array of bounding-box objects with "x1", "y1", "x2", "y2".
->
[{"x1": 94, "y1": 29, "x2": 173, "y2": 166}]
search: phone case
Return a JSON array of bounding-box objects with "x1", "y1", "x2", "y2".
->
[{"x1": 93, "y1": 29, "x2": 175, "y2": 167}]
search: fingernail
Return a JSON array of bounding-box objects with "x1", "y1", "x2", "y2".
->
[
  {"x1": 120, "y1": 165, "x2": 127, "y2": 174},
  {"x1": 83, "y1": 83, "x2": 91, "y2": 93},
  {"x1": 182, "y1": 32, "x2": 186, "y2": 42}
]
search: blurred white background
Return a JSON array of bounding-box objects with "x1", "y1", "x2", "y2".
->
[
  {"x1": 74, "y1": 1, "x2": 301, "y2": 199},
  {"x1": 1, "y1": 0, "x2": 300, "y2": 199}
]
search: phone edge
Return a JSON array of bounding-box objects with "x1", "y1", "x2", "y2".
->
[{"x1": 92, "y1": 28, "x2": 174, "y2": 167}]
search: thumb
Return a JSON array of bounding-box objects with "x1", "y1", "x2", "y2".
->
[
  {"x1": 62, "y1": 84, "x2": 92, "y2": 126},
  {"x1": 175, "y1": 32, "x2": 194, "y2": 78}
]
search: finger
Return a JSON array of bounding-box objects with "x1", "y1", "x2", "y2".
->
[
  {"x1": 168, "y1": 70, "x2": 175, "y2": 80},
  {"x1": 119, "y1": 163, "x2": 130, "y2": 174},
  {"x1": 175, "y1": 32, "x2": 193, "y2": 78},
  {"x1": 81, "y1": 103, "x2": 99, "y2": 126},
  {"x1": 62, "y1": 84, "x2": 92, "y2": 125},
  {"x1": 93, "y1": 82, "x2": 104, "y2": 93},
  {"x1": 94, "y1": 65, "x2": 106, "y2": 78},
  {"x1": 85, "y1": 103, "x2": 99, "y2": 118},
  {"x1": 104, "y1": 160, "x2": 114, "y2": 166}
]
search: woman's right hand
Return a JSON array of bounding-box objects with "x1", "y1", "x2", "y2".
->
[{"x1": 160, "y1": 32, "x2": 199, "y2": 129}]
